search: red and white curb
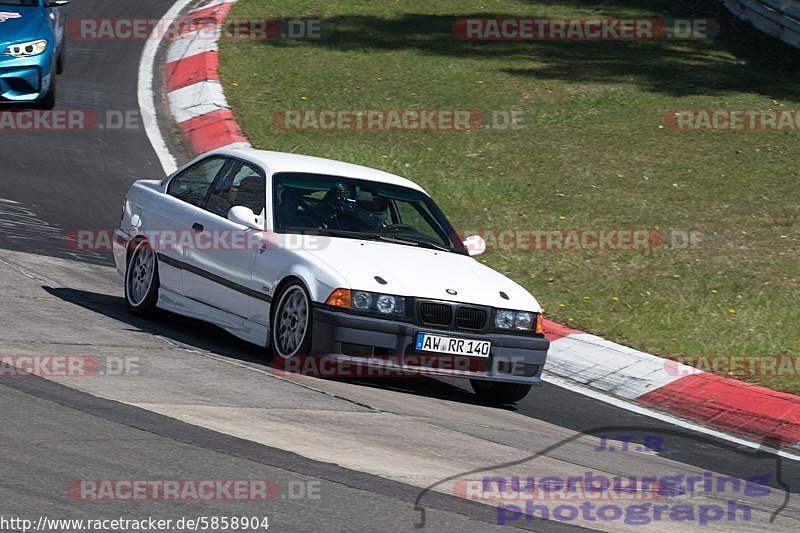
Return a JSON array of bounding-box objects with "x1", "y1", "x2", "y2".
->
[
  {"x1": 165, "y1": 0, "x2": 249, "y2": 153},
  {"x1": 155, "y1": 0, "x2": 800, "y2": 454},
  {"x1": 544, "y1": 320, "x2": 800, "y2": 450}
]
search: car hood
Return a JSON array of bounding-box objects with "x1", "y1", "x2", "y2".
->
[
  {"x1": 0, "y1": 7, "x2": 48, "y2": 47},
  {"x1": 304, "y1": 237, "x2": 541, "y2": 312}
]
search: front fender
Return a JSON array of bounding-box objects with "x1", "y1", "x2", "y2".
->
[{"x1": 251, "y1": 247, "x2": 350, "y2": 326}]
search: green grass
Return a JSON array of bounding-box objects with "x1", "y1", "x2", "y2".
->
[{"x1": 220, "y1": 0, "x2": 800, "y2": 393}]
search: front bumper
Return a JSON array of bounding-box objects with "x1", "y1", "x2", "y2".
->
[
  {"x1": 309, "y1": 306, "x2": 549, "y2": 384},
  {"x1": 0, "y1": 51, "x2": 53, "y2": 102}
]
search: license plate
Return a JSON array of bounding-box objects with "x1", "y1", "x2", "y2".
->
[{"x1": 415, "y1": 333, "x2": 491, "y2": 357}]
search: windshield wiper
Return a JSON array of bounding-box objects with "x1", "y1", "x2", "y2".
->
[
  {"x1": 283, "y1": 228, "x2": 377, "y2": 240},
  {"x1": 319, "y1": 228, "x2": 384, "y2": 241}
]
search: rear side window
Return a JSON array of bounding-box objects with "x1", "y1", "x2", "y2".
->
[
  {"x1": 205, "y1": 162, "x2": 266, "y2": 218},
  {"x1": 167, "y1": 157, "x2": 227, "y2": 208}
]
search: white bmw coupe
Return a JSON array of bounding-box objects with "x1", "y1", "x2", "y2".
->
[{"x1": 114, "y1": 148, "x2": 549, "y2": 403}]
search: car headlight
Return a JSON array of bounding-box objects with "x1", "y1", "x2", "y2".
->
[
  {"x1": 5, "y1": 40, "x2": 48, "y2": 58},
  {"x1": 352, "y1": 290, "x2": 372, "y2": 310},
  {"x1": 376, "y1": 294, "x2": 400, "y2": 315},
  {"x1": 514, "y1": 312, "x2": 534, "y2": 330},
  {"x1": 495, "y1": 309, "x2": 544, "y2": 334},
  {"x1": 495, "y1": 309, "x2": 516, "y2": 329},
  {"x1": 326, "y1": 289, "x2": 406, "y2": 318}
]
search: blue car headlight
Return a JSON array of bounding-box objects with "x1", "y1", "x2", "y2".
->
[{"x1": 5, "y1": 40, "x2": 48, "y2": 58}]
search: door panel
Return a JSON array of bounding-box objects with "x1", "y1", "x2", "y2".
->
[
  {"x1": 158, "y1": 156, "x2": 228, "y2": 296},
  {"x1": 141, "y1": 192, "x2": 200, "y2": 295},
  {"x1": 181, "y1": 160, "x2": 267, "y2": 319}
]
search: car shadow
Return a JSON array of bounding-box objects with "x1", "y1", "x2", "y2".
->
[
  {"x1": 43, "y1": 286, "x2": 268, "y2": 360},
  {"x1": 0, "y1": 102, "x2": 46, "y2": 111},
  {"x1": 330, "y1": 376, "x2": 493, "y2": 407},
  {"x1": 42, "y1": 286, "x2": 500, "y2": 406}
]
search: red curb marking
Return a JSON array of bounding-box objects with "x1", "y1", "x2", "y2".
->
[
  {"x1": 166, "y1": 51, "x2": 219, "y2": 92},
  {"x1": 180, "y1": 2, "x2": 235, "y2": 27},
  {"x1": 637, "y1": 373, "x2": 800, "y2": 445},
  {"x1": 543, "y1": 319, "x2": 582, "y2": 342},
  {"x1": 179, "y1": 109, "x2": 248, "y2": 153}
]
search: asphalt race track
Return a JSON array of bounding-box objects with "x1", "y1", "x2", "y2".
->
[{"x1": 0, "y1": 1, "x2": 798, "y2": 532}]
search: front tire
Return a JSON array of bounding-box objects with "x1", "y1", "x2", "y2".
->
[
  {"x1": 125, "y1": 240, "x2": 161, "y2": 319},
  {"x1": 471, "y1": 380, "x2": 532, "y2": 404},
  {"x1": 271, "y1": 282, "x2": 313, "y2": 358}
]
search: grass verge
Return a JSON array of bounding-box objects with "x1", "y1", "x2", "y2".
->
[{"x1": 220, "y1": 0, "x2": 800, "y2": 393}]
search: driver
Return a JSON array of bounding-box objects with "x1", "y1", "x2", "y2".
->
[{"x1": 323, "y1": 182, "x2": 357, "y2": 214}]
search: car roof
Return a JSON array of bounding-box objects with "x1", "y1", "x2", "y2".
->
[{"x1": 209, "y1": 147, "x2": 427, "y2": 194}]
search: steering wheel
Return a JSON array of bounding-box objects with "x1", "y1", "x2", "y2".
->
[{"x1": 296, "y1": 197, "x2": 331, "y2": 228}]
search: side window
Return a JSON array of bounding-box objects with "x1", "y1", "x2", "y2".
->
[
  {"x1": 205, "y1": 162, "x2": 266, "y2": 218},
  {"x1": 167, "y1": 157, "x2": 226, "y2": 208}
]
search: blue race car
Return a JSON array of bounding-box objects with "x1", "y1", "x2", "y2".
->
[{"x1": 0, "y1": 0, "x2": 68, "y2": 109}]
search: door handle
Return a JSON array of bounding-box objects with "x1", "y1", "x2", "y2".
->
[{"x1": 192, "y1": 223, "x2": 204, "y2": 232}]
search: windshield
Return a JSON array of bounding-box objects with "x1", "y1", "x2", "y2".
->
[
  {"x1": 0, "y1": 1, "x2": 40, "y2": 6},
  {"x1": 273, "y1": 172, "x2": 466, "y2": 254}
]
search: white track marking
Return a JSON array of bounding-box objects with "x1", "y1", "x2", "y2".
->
[
  {"x1": 166, "y1": 29, "x2": 220, "y2": 63},
  {"x1": 546, "y1": 334, "x2": 687, "y2": 399},
  {"x1": 543, "y1": 372, "x2": 800, "y2": 460},
  {"x1": 167, "y1": 80, "x2": 229, "y2": 122},
  {"x1": 138, "y1": 0, "x2": 197, "y2": 175}
]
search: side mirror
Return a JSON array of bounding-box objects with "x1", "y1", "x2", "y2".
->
[
  {"x1": 45, "y1": 1, "x2": 70, "y2": 7},
  {"x1": 228, "y1": 206, "x2": 261, "y2": 230},
  {"x1": 463, "y1": 234, "x2": 486, "y2": 257}
]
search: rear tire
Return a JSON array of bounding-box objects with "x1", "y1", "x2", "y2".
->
[
  {"x1": 125, "y1": 240, "x2": 161, "y2": 319},
  {"x1": 471, "y1": 380, "x2": 532, "y2": 404}
]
